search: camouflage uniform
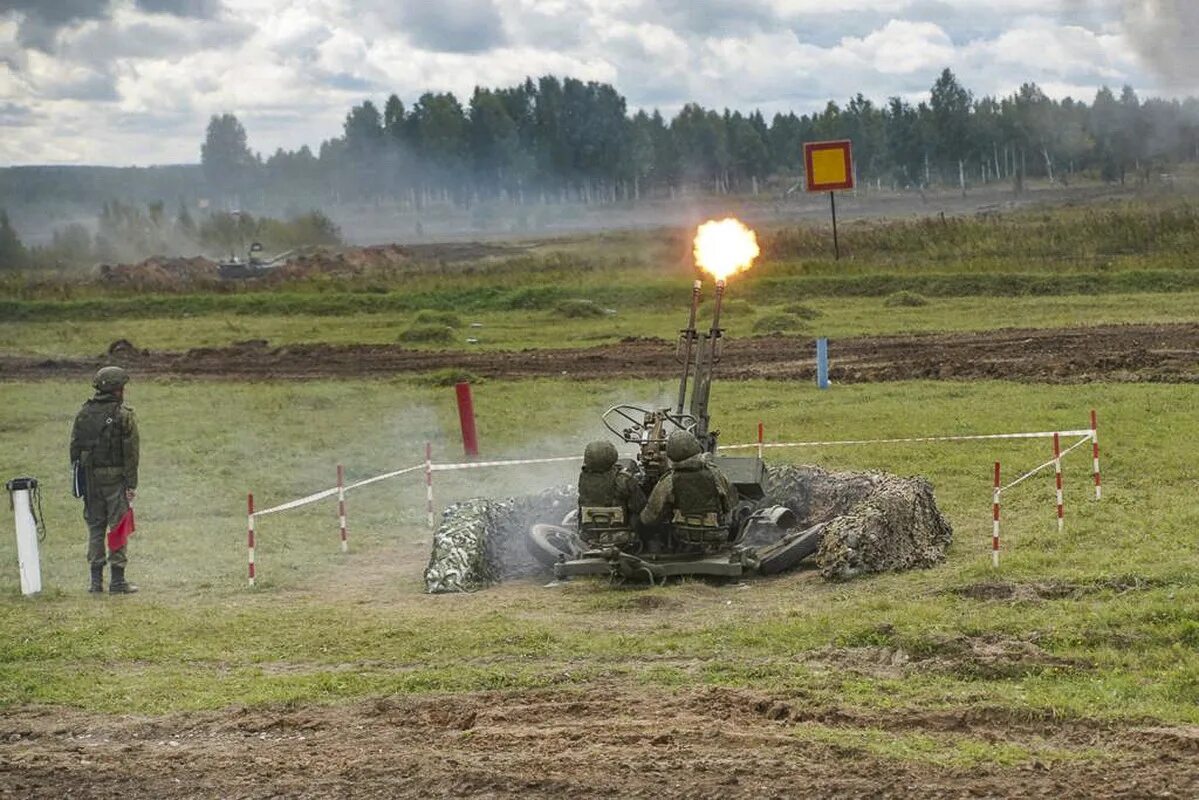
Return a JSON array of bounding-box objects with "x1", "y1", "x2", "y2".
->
[
  {"x1": 577, "y1": 441, "x2": 646, "y2": 548},
  {"x1": 70, "y1": 367, "x2": 139, "y2": 593},
  {"x1": 640, "y1": 430, "x2": 737, "y2": 552}
]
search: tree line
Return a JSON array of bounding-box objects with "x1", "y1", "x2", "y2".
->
[{"x1": 200, "y1": 69, "x2": 1199, "y2": 207}]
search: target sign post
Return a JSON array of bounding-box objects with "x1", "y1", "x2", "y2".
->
[{"x1": 804, "y1": 140, "x2": 855, "y2": 260}]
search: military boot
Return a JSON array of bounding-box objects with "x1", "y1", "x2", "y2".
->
[
  {"x1": 88, "y1": 564, "x2": 104, "y2": 594},
  {"x1": 109, "y1": 566, "x2": 139, "y2": 594}
]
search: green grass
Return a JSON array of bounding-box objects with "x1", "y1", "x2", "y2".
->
[
  {"x1": 1, "y1": 377, "x2": 1196, "y2": 735},
  {"x1": 1, "y1": 290, "x2": 1196, "y2": 357}
]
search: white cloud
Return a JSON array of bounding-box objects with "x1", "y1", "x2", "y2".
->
[{"x1": 0, "y1": 0, "x2": 1183, "y2": 164}]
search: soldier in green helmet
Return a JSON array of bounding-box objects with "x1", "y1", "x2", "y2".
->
[
  {"x1": 640, "y1": 430, "x2": 737, "y2": 553},
  {"x1": 577, "y1": 440, "x2": 646, "y2": 549},
  {"x1": 70, "y1": 366, "x2": 140, "y2": 594}
]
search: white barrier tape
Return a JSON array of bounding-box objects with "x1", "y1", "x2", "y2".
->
[
  {"x1": 722, "y1": 429, "x2": 1093, "y2": 450},
  {"x1": 1000, "y1": 458, "x2": 1057, "y2": 493},
  {"x1": 1000, "y1": 436, "x2": 1090, "y2": 493},
  {"x1": 430, "y1": 455, "x2": 582, "y2": 472},
  {"x1": 254, "y1": 464, "x2": 425, "y2": 518},
  {"x1": 345, "y1": 464, "x2": 424, "y2": 491},
  {"x1": 1059, "y1": 435, "x2": 1092, "y2": 459},
  {"x1": 254, "y1": 487, "x2": 340, "y2": 517}
]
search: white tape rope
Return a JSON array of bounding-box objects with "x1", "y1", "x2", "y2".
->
[
  {"x1": 254, "y1": 463, "x2": 424, "y2": 517},
  {"x1": 253, "y1": 487, "x2": 340, "y2": 517},
  {"x1": 253, "y1": 427, "x2": 1099, "y2": 519},
  {"x1": 345, "y1": 464, "x2": 424, "y2": 491},
  {"x1": 723, "y1": 429, "x2": 1093, "y2": 450},
  {"x1": 430, "y1": 455, "x2": 582, "y2": 472},
  {"x1": 1000, "y1": 436, "x2": 1090, "y2": 493}
]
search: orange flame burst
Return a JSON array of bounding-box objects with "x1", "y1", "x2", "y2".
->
[{"x1": 693, "y1": 218, "x2": 760, "y2": 282}]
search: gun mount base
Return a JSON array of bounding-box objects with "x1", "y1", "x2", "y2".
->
[{"x1": 554, "y1": 548, "x2": 757, "y2": 582}]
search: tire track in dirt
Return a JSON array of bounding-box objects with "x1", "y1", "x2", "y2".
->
[
  {"x1": 1, "y1": 686, "x2": 1195, "y2": 798},
  {"x1": 1, "y1": 323, "x2": 1196, "y2": 384}
]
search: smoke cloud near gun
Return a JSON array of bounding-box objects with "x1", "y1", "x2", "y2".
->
[{"x1": 1071, "y1": 0, "x2": 1199, "y2": 90}]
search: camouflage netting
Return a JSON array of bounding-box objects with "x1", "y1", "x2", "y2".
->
[
  {"x1": 424, "y1": 487, "x2": 574, "y2": 593},
  {"x1": 764, "y1": 465, "x2": 953, "y2": 580},
  {"x1": 423, "y1": 465, "x2": 952, "y2": 593}
]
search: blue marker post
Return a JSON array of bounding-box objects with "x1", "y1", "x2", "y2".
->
[{"x1": 816, "y1": 337, "x2": 829, "y2": 389}]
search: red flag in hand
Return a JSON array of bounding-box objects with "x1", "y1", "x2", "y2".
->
[{"x1": 107, "y1": 507, "x2": 136, "y2": 551}]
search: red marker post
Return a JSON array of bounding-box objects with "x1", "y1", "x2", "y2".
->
[
  {"x1": 337, "y1": 463, "x2": 349, "y2": 552},
  {"x1": 455, "y1": 382, "x2": 480, "y2": 457},
  {"x1": 1053, "y1": 433, "x2": 1064, "y2": 533},
  {"x1": 1091, "y1": 409, "x2": 1102, "y2": 500},
  {"x1": 992, "y1": 463, "x2": 1001, "y2": 569}
]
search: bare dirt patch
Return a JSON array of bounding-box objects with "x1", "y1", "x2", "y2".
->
[
  {"x1": 2, "y1": 323, "x2": 1195, "y2": 384},
  {"x1": 1, "y1": 686, "x2": 1194, "y2": 799},
  {"x1": 950, "y1": 575, "x2": 1172, "y2": 602}
]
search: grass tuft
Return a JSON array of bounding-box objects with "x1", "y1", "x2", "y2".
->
[
  {"x1": 398, "y1": 324, "x2": 455, "y2": 344},
  {"x1": 554, "y1": 299, "x2": 608, "y2": 318},
  {"x1": 885, "y1": 290, "x2": 931, "y2": 308}
]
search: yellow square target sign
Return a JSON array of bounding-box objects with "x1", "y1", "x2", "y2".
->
[{"x1": 804, "y1": 140, "x2": 854, "y2": 192}]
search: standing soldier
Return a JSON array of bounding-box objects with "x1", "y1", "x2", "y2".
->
[
  {"x1": 70, "y1": 366, "x2": 140, "y2": 594},
  {"x1": 577, "y1": 440, "x2": 646, "y2": 549},
  {"x1": 640, "y1": 430, "x2": 737, "y2": 553}
]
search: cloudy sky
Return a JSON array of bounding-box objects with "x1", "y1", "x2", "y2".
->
[{"x1": 1, "y1": 0, "x2": 1196, "y2": 166}]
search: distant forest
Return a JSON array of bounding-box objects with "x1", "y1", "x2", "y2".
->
[{"x1": 4, "y1": 69, "x2": 1199, "y2": 218}]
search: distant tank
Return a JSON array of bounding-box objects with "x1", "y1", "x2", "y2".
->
[{"x1": 217, "y1": 242, "x2": 296, "y2": 279}]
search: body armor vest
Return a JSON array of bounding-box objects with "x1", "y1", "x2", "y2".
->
[
  {"x1": 578, "y1": 468, "x2": 633, "y2": 546},
  {"x1": 669, "y1": 466, "x2": 726, "y2": 548},
  {"x1": 75, "y1": 400, "x2": 125, "y2": 469}
]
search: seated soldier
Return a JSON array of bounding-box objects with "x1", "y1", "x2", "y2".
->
[
  {"x1": 639, "y1": 430, "x2": 738, "y2": 553},
  {"x1": 577, "y1": 440, "x2": 646, "y2": 549}
]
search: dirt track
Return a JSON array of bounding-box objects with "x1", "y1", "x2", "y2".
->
[
  {"x1": 1, "y1": 323, "x2": 1196, "y2": 383},
  {"x1": 2, "y1": 686, "x2": 1195, "y2": 798}
]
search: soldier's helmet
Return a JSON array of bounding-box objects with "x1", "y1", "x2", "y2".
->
[
  {"x1": 92, "y1": 366, "x2": 130, "y2": 392},
  {"x1": 583, "y1": 440, "x2": 618, "y2": 471},
  {"x1": 666, "y1": 430, "x2": 703, "y2": 463}
]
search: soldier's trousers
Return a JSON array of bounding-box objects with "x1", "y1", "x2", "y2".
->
[{"x1": 84, "y1": 474, "x2": 129, "y2": 568}]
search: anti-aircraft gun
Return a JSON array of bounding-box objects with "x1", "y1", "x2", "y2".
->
[
  {"x1": 527, "y1": 221, "x2": 822, "y2": 582},
  {"x1": 600, "y1": 277, "x2": 767, "y2": 501}
]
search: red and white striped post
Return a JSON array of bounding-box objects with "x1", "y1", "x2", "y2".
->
[
  {"x1": 757, "y1": 422, "x2": 765, "y2": 460},
  {"x1": 1052, "y1": 433, "x2": 1064, "y2": 533},
  {"x1": 247, "y1": 492, "x2": 257, "y2": 587},
  {"x1": 991, "y1": 462, "x2": 1001, "y2": 569},
  {"x1": 1090, "y1": 409, "x2": 1102, "y2": 500},
  {"x1": 337, "y1": 463, "x2": 349, "y2": 553},
  {"x1": 425, "y1": 442, "x2": 435, "y2": 530}
]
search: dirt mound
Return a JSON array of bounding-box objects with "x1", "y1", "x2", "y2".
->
[
  {"x1": 951, "y1": 575, "x2": 1168, "y2": 602},
  {"x1": 3, "y1": 686, "x2": 1196, "y2": 799},
  {"x1": 98, "y1": 256, "x2": 219, "y2": 289},
  {"x1": 92, "y1": 243, "x2": 523, "y2": 291},
  {"x1": 3, "y1": 323, "x2": 1195, "y2": 384}
]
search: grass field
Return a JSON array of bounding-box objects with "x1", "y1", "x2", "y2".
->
[
  {"x1": 1, "y1": 193, "x2": 1197, "y2": 794},
  {"x1": 1, "y1": 377, "x2": 1196, "y2": 725},
  {"x1": 2, "y1": 290, "x2": 1198, "y2": 356}
]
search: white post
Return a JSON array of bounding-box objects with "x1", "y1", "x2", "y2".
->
[{"x1": 6, "y1": 478, "x2": 43, "y2": 595}]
